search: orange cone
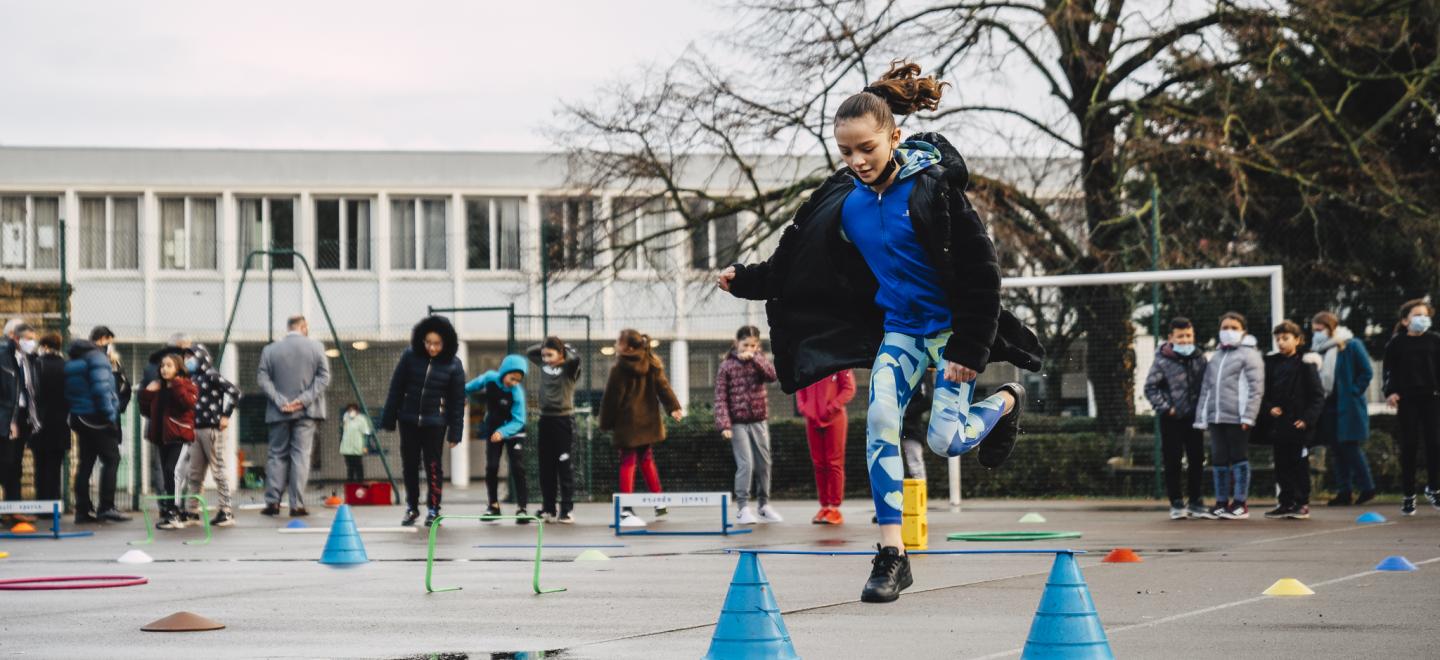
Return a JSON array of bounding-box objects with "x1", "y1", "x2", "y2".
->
[
  {"x1": 9, "y1": 522, "x2": 36, "y2": 534},
  {"x1": 324, "y1": 494, "x2": 343, "y2": 508},
  {"x1": 141, "y1": 611, "x2": 226, "y2": 632},
  {"x1": 1101, "y1": 548, "x2": 1142, "y2": 563}
]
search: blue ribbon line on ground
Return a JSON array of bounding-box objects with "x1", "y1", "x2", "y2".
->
[{"x1": 722, "y1": 548, "x2": 1084, "y2": 556}]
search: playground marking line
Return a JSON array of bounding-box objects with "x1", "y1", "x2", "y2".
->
[
  {"x1": 1239, "y1": 520, "x2": 1394, "y2": 546},
  {"x1": 967, "y1": 554, "x2": 1440, "y2": 660}
]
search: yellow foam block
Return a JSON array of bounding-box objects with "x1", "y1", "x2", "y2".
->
[
  {"x1": 902, "y1": 515, "x2": 928, "y2": 550},
  {"x1": 903, "y1": 478, "x2": 927, "y2": 515}
]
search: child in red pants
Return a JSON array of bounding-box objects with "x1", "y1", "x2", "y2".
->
[
  {"x1": 796, "y1": 370, "x2": 856, "y2": 524},
  {"x1": 600, "y1": 329, "x2": 684, "y2": 528}
]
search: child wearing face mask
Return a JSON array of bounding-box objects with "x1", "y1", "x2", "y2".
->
[
  {"x1": 1310, "y1": 311, "x2": 1375, "y2": 507},
  {"x1": 715, "y1": 325, "x2": 780, "y2": 525},
  {"x1": 1193, "y1": 311, "x2": 1265, "y2": 520},
  {"x1": 1382, "y1": 299, "x2": 1440, "y2": 516},
  {"x1": 138, "y1": 353, "x2": 198, "y2": 530},
  {"x1": 1144, "y1": 317, "x2": 1210, "y2": 519}
]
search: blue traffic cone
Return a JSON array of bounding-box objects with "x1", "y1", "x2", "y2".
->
[
  {"x1": 319, "y1": 504, "x2": 368, "y2": 566},
  {"x1": 1356, "y1": 511, "x2": 1386, "y2": 524},
  {"x1": 1375, "y1": 555, "x2": 1418, "y2": 572},
  {"x1": 1021, "y1": 552, "x2": 1114, "y2": 660},
  {"x1": 285, "y1": 519, "x2": 308, "y2": 529},
  {"x1": 703, "y1": 552, "x2": 799, "y2": 660}
]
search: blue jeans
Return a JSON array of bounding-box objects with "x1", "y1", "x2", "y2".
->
[{"x1": 1329, "y1": 442, "x2": 1375, "y2": 495}]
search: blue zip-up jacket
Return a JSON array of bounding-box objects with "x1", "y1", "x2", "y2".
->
[
  {"x1": 465, "y1": 354, "x2": 528, "y2": 438},
  {"x1": 63, "y1": 340, "x2": 118, "y2": 422},
  {"x1": 840, "y1": 142, "x2": 950, "y2": 336}
]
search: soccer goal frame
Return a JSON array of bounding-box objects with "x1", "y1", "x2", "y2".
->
[{"x1": 942, "y1": 265, "x2": 1285, "y2": 507}]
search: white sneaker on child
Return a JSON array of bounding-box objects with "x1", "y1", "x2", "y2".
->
[
  {"x1": 736, "y1": 507, "x2": 759, "y2": 525},
  {"x1": 619, "y1": 508, "x2": 647, "y2": 528},
  {"x1": 758, "y1": 504, "x2": 784, "y2": 523}
]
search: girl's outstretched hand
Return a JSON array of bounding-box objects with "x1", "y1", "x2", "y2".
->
[
  {"x1": 717, "y1": 266, "x2": 736, "y2": 292},
  {"x1": 670, "y1": 409, "x2": 685, "y2": 422},
  {"x1": 943, "y1": 360, "x2": 977, "y2": 383}
]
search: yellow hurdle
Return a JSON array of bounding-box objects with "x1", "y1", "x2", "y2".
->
[{"x1": 902, "y1": 478, "x2": 929, "y2": 550}]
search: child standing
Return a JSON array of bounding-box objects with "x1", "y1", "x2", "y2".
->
[
  {"x1": 139, "y1": 353, "x2": 197, "y2": 530},
  {"x1": 179, "y1": 345, "x2": 240, "y2": 527},
  {"x1": 600, "y1": 329, "x2": 683, "y2": 528},
  {"x1": 1383, "y1": 299, "x2": 1440, "y2": 516},
  {"x1": 1193, "y1": 311, "x2": 1265, "y2": 520},
  {"x1": 796, "y1": 370, "x2": 855, "y2": 525},
  {"x1": 527, "y1": 337, "x2": 581, "y2": 524},
  {"x1": 466, "y1": 355, "x2": 530, "y2": 523},
  {"x1": 1310, "y1": 311, "x2": 1375, "y2": 506},
  {"x1": 715, "y1": 326, "x2": 781, "y2": 525},
  {"x1": 1143, "y1": 317, "x2": 1210, "y2": 519},
  {"x1": 1257, "y1": 321, "x2": 1325, "y2": 519},
  {"x1": 339, "y1": 403, "x2": 372, "y2": 482},
  {"x1": 381, "y1": 316, "x2": 467, "y2": 527}
]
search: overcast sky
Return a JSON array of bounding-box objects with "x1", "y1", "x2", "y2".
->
[{"x1": 0, "y1": 1, "x2": 718, "y2": 152}]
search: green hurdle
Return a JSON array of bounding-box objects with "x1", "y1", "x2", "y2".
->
[
  {"x1": 130, "y1": 494, "x2": 211, "y2": 546},
  {"x1": 424, "y1": 514, "x2": 566, "y2": 595}
]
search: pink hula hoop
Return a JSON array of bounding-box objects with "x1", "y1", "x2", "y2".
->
[{"x1": 0, "y1": 575, "x2": 149, "y2": 591}]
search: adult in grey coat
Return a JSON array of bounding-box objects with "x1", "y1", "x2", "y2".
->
[{"x1": 257, "y1": 316, "x2": 330, "y2": 516}]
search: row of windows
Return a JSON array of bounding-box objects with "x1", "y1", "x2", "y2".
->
[{"x1": 0, "y1": 194, "x2": 742, "y2": 273}]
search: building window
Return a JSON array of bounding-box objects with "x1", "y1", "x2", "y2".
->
[
  {"x1": 465, "y1": 197, "x2": 523, "y2": 271},
  {"x1": 316, "y1": 198, "x2": 372, "y2": 271},
  {"x1": 159, "y1": 197, "x2": 218, "y2": 270},
  {"x1": 541, "y1": 197, "x2": 596, "y2": 272},
  {"x1": 238, "y1": 197, "x2": 295, "y2": 270},
  {"x1": 391, "y1": 198, "x2": 447, "y2": 271},
  {"x1": 1, "y1": 195, "x2": 62, "y2": 270},
  {"x1": 76, "y1": 195, "x2": 138, "y2": 271},
  {"x1": 686, "y1": 199, "x2": 740, "y2": 270},
  {"x1": 612, "y1": 198, "x2": 679, "y2": 271}
]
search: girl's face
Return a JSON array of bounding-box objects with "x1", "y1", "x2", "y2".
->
[
  {"x1": 423, "y1": 332, "x2": 443, "y2": 358},
  {"x1": 615, "y1": 338, "x2": 635, "y2": 356},
  {"x1": 1275, "y1": 333, "x2": 1301, "y2": 355},
  {"x1": 1407, "y1": 305, "x2": 1431, "y2": 323},
  {"x1": 541, "y1": 347, "x2": 563, "y2": 366},
  {"x1": 1220, "y1": 318, "x2": 1244, "y2": 334},
  {"x1": 159, "y1": 357, "x2": 178, "y2": 381},
  {"x1": 1311, "y1": 322, "x2": 1328, "y2": 335},
  {"x1": 736, "y1": 336, "x2": 761, "y2": 354},
  {"x1": 835, "y1": 115, "x2": 901, "y2": 185}
]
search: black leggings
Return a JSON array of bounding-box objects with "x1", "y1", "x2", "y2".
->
[
  {"x1": 1273, "y1": 442, "x2": 1312, "y2": 507},
  {"x1": 485, "y1": 432, "x2": 528, "y2": 509},
  {"x1": 343, "y1": 455, "x2": 365, "y2": 482},
  {"x1": 1397, "y1": 391, "x2": 1440, "y2": 497},
  {"x1": 159, "y1": 442, "x2": 184, "y2": 514},
  {"x1": 538, "y1": 416, "x2": 575, "y2": 516},
  {"x1": 400, "y1": 422, "x2": 446, "y2": 511},
  {"x1": 1160, "y1": 415, "x2": 1205, "y2": 505}
]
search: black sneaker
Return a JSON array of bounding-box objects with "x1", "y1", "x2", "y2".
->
[
  {"x1": 1327, "y1": 492, "x2": 1352, "y2": 507},
  {"x1": 289, "y1": 507, "x2": 310, "y2": 518},
  {"x1": 1263, "y1": 505, "x2": 1291, "y2": 519},
  {"x1": 1402, "y1": 496, "x2": 1417, "y2": 516},
  {"x1": 860, "y1": 545, "x2": 914, "y2": 603},
  {"x1": 1285, "y1": 505, "x2": 1311, "y2": 520},
  {"x1": 210, "y1": 510, "x2": 235, "y2": 527},
  {"x1": 180, "y1": 510, "x2": 200, "y2": 527},
  {"x1": 977, "y1": 383, "x2": 1025, "y2": 469},
  {"x1": 74, "y1": 511, "x2": 100, "y2": 525},
  {"x1": 1354, "y1": 490, "x2": 1376, "y2": 506},
  {"x1": 1426, "y1": 488, "x2": 1440, "y2": 510},
  {"x1": 482, "y1": 504, "x2": 502, "y2": 523},
  {"x1": 401, "y1": 508, "x2": 420, "y2": 526},
  {"x1": 424, "y1": 509, "x2": 439, "y2": 527},
  {"x1": 96, "y1": 508, "x2": 131, "y2": 523},
  {"x1": 156, "y1": 512, "x2": 179, "y2": 530},
  {"x1": 654, "y1": 505, "x2": 669, "y2": 518},
  {"x1": 260, "y1": 504, "x2": 282, "y2": 517},
  {"x1": 557, "y1": 512, "x2": 575, "y2": 524},
  {"x1": 516, "y1": 508, "x2": 531, "y2": 525}
]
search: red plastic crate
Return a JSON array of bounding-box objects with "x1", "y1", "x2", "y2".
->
[{"x1": 344, "y1": 482, "x2": 392, "y2": 506}]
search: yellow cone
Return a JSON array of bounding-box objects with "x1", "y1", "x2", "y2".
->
[
  {"x1": 574, "y1": 549, "x2": 610, "y2": 561},
  {"x1": 1263, "y1": 578, "x2": 1314, "y2": 596},
  {"x1": 1018, "y1": 512, "x2": 1047, "y2": 524},
  {"x1": 0, "y1": 551, "x2": 9, "y2": 559}
]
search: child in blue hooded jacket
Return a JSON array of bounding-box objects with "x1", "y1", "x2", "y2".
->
[{"x1": 466, "y1": 355, "x2": 529, "y2": 523}]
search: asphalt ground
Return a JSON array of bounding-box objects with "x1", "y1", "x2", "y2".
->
[{"x1": 2, "y1": 495, "x2": 1436, "y2": 659}]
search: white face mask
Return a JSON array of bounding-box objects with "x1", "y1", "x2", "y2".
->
[
  {"x1": 1411, "y1": 315, "x2": 1433, "y2": 334},
  {"x1": 1218, "y1": 329, "x2": 1243, "y2": 346},
  {"x1": 1312, "y1": 329, "x2": 1329, "y2": 343},
  {"x1": 18, "y1": 339, "x2": 36, "y2": 355},
  {"x1": 1172, "y1": 343, "x2": 1196, "y2": 357}
]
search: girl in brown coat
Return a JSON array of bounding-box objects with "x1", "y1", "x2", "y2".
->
[{"x1": 599, "y1": 329, "x2": 683, "y2": 527}]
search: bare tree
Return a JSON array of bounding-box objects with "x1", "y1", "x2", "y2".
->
[{"x1": 551, "y1": 1, "x2": 1302, "y2": 432}]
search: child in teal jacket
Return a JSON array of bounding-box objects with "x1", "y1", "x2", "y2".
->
[{"x1": 466, "y1": 355, "x2": 529, "y2": 522}]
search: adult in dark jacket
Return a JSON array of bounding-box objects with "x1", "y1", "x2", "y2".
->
[
  {"x1": 65, "y1": 339, "x2": 130, "y2": 523},
  {"x1": 0, "y1": 322, "x2": 39, "y2": 507},
  {"x1": 1256, "y1": 322, "x2": 1326, "y2": 519},
  {"x1": 1142, "y1": 318, "x2": 1210, "y2": 519},
  {"x1": 1382, "y1": 299, "x2": 1440, "y2": 516},
  {"x1": 1309, "y1": 312, "x2": 1375, "y2": 506},
  {"x1": 717, "y1": 62, "x2": 1040, "y2": 604},
  {"x1": 381, "y1": 315, "x2": 466, "y2": 526},
  {"x1": 31, "y1": 332, "x2": 70, "y2": 504}
]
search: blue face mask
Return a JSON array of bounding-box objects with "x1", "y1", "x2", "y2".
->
[
  {"x1": 184, "y1": 358, "x2": 198, "y2": 373},
  {"x1": 1411, "y1": 315, "x2": 1433, "y2": 334},
  {"x1": 1312, "y1": 329, "x2": 1329, "y2": 343},
  {"x1": 1173, "y1": 343, "x2": 1196, "y2": 357}
]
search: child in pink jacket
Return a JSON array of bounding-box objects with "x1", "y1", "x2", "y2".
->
[{"x1": 715, "y1": 325, "x2": 779, "y2": 524}]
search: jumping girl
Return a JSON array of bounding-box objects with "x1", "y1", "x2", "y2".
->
[
  {"x1": 718, "y1": 61, "x2": 1041, "y2": 603},
  {"x1": 599, "y1": 329, "x2": 684, "y2": 528}
]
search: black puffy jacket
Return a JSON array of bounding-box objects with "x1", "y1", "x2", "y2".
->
[
  {"x1": 380, "y1": 315, "x2": 467, "y2": 443},
  {"x1": 727, "y1": 132, "x2": 1043, "y2": 393}
]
